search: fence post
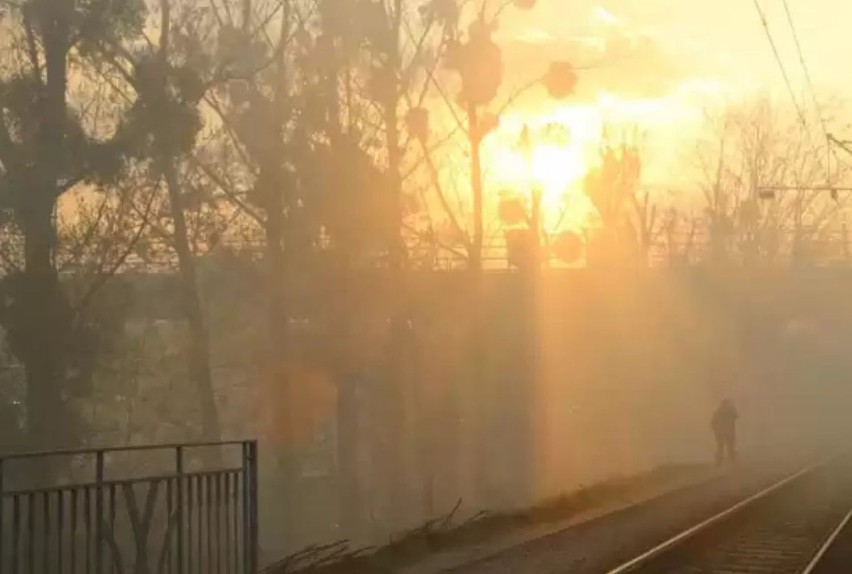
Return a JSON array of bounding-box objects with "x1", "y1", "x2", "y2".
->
[
  {"x1": 95, "y1": 450, "x2": 104, "y2": 574},
  {"x1": 241, "y1": 442, "x2": 248, "y2": 574},
  {"x1": 241, "y1": 441, "x2": 259, "y2": 574},
  {"x1": 0, "y1": 457, "x2": 4, "y2": 574},
  {"x1": 176, "y1": 446, "x2": 185, "y2": 574},
  {"x1": 249, "y1": 441, "x2": 258, "y2": 574}
]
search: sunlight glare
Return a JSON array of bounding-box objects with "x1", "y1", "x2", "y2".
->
[{"x1": 485, "y1": 105, "x2": 603, "y2": 232}]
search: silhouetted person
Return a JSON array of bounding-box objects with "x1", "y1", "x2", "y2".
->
[{"x1": 712, "y1": 398, "x2": 738, "y2": 466}]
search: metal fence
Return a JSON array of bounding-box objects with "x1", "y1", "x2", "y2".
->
[{"x1": 0, "y1": 440, "x2": 258, "y2": 574}]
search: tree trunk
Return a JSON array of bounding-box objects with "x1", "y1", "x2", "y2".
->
[
  {"x1": 21, "y1": 202, "x2": 67, "y2": 450},
  {"x1": 384, "y1": 2, "x2": 408, "y2": 527},
  {"x1": 264, "y1": 192, "x2": 288, "y2": 401},
  {"x1": 326, "y1": 242, "x2": 365, "y2": 538},
  {"x1": 336, "y1": 369, "x2": 363, "y2": 537},
  {"x1": 20, "y1": 2, "x2": 73, "y2": 452},
  {"x1": 162, "y1": 161, "x2": 222, "y2": 450},
  {"x1": 523, "y1": 191, "x2": 543, "y2": 504},
  {"x1": 261, "y1": 173, "x2": 302, "y2": 543},
  {"x1": 384, "y1": 103, "x2": 409, "y2": 532},
  {"x1": 518, "y1": 234, "x2": 541, "y2": 508},
  {"x1": 316, "y1": 19, "x2": 366, "y2": 537},
  {"x1": 466, "y1": 104, "x2": 490, "y2": 507},
  {"x1": 154, "y1": 0, "x2": 220, "y2": 450},
  {"x1": 468, "y1": 106, "x2": 484, "y2": 271}
]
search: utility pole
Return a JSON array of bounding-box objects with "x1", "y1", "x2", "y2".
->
[
  {"x1": 754, "y1": 185, "x2": 850, "y2": 266},
  {"x1": 750, "y1": 132, "x2": 852, "y2": 265}
]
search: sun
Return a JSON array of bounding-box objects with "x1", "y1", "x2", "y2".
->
[
  {"x1": 484, "y1": 91, "x2": 697, "y2": 233},
  {"x1": 484, "y1": 107, "x2": 603, "y2": 232},
  {"x1": 528, "y1": 142, "x2": 588, "y2": 199},
  {"x1": 488, "y1": 142, "x2": 587, "y2": 201}
]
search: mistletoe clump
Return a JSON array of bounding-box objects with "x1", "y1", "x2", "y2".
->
[
  {"x1": 119, "y1": 54, "x2": 205, "y2": 158},
  {"x1": 544, "y1": 61, "x2": 578, "y2": 100},
  {"x1": 445, "y1": 17, "x2": 503, "y2": 108}
]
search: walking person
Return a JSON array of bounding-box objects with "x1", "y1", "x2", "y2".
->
[{"x1": 712, "y1": 398, "x2": 738, "y2": 466}]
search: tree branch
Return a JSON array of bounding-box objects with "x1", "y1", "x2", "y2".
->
[
  {"x1": 191, "y1": 154, "x2": 265, "y2": 224},
  {"x1": 419, "y1": 138, "x2": 471, "y2": 251},
  {"x1": 71, "y1": 183, "x2": 158, "y2": 319}
]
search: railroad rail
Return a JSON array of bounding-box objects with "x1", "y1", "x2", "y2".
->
[{"x1": 607, "y1": 453, "x2": 852, "y2": 574}]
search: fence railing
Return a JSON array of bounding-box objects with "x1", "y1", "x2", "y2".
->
[{"x1": 0, "y1": 440, "x2": 258, "y2": 574}]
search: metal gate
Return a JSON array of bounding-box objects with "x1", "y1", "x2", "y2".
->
[{"x1": 0, "y1": 440, "x2": 258, "y2": 574}]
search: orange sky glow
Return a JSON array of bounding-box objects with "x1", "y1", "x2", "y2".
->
[{"x1": 471, "y1": 0, "x2": 852, "y2": 234}]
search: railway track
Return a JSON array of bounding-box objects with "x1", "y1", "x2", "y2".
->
[{"x1": 606, "y1": 454, "x2": 852, "y2": 574}]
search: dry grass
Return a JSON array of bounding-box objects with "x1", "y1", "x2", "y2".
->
[{"x1": 263, "y1": 463, "x2": 708, "y2": 573}]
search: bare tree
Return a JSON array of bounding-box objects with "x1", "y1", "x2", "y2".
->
[
  {"x1": 582, "y1": 128, "x2": 644, "y2": 267},
  {"x1": 198, "y1": 0, "x2": 447, "y2": 536},
  {"x1": 97, "y1": 0, "x2": 251, "y2": 447},
  {"x1": 0, "y1": 0, "x2": 146, "y2": 451},
  {"x1": 694, "y1": 98, "x2": 850, "y2": 267}
]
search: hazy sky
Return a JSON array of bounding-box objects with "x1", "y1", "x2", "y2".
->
[
  {"x1": 473, "y1": 0, "x2": 851, "y2": 224},
  {"x1": 504, "y1": 0, "x2": 850, "y2": 95}
]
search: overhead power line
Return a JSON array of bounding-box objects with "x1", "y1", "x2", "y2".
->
[
  {"x1": 752, "y1": 0, "x2": 850, "y2": 199},
  {"x1": 781, "y1": 0, "x2": 825, "y2": 135},
  {"x1": 751, "y1": 0, "x2": 809, "y2": 129},
  {"x1": 781, "y1": 0, "x2": 846, "y2": 180}
]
